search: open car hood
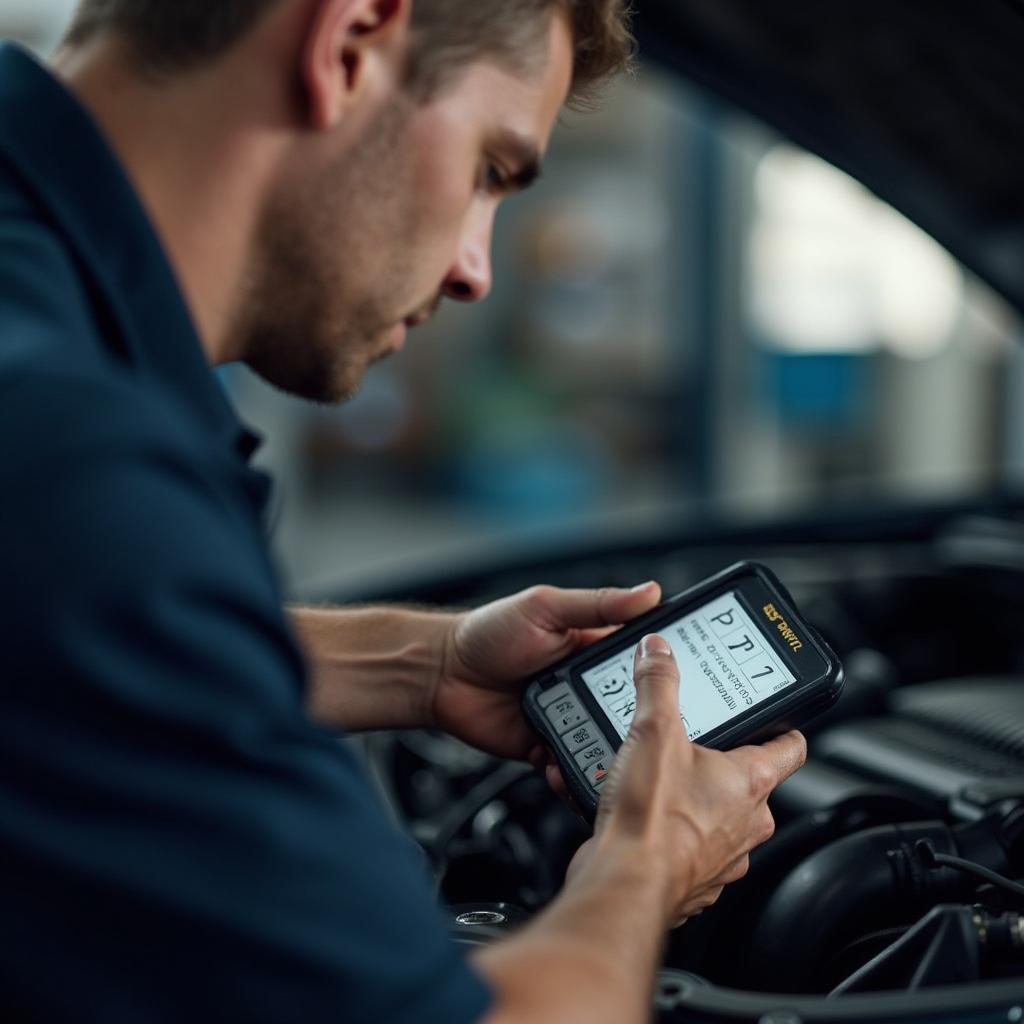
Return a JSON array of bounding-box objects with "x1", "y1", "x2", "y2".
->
[{"x1": 637, "y1": 0, "x2": 1024, "y2": 316}]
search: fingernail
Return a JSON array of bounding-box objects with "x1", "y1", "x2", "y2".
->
[
  {"x1": 631, "y1": 581, "x2": 656, "y2": 593},
  {"x1": 639, "y1": 634, "x2": 671, "y2": 659}
]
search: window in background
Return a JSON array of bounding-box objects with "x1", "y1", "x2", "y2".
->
[{"x1": 733, "y1": 141, "x2": 1017, "y2": 511}]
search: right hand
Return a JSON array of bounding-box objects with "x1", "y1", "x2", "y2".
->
[{"x1": 567, "y1": 635, "x2": 807, "y2": 927}]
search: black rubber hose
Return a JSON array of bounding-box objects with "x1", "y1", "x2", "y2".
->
[
  {"x1": 674, "y1": 790, "x2": 941, "y2": 982},
  {"x1": 746, "y1": 821, "x2": 966, "y2": 993}
]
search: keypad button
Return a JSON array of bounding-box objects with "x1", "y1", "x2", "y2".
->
[
  {"x1": 574, "y1": 741, "x2": 611, "y2": 771},
  {"x1": 585, "y1": 757, "x2": 613, "y2": 789},
  {"x1": 536, "y1": 682, "x2": 570, "y2": 710},
  {"x1": 564, "y1": 720, "x2": 601, "y2": 755},
  {"x1": 546, "y1": 695, "x2": 586, "y2": 735}
]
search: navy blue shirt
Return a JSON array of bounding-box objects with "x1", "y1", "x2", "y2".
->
[{"x1": 0, "y1": 43, "x2": 491, "y2": 1023}]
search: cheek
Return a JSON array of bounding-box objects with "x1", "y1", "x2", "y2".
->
[{"x1": 407, "y1": 119, "x2": 477, "y2": 257}]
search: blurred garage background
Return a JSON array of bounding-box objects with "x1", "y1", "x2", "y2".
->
[{"x1": 6, "y1": 0, "x2": 1024, "y2": 597}]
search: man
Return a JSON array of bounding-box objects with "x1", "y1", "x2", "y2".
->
[{"x1": 0, "y1": 1, "x2": 806, "y2": 1020}]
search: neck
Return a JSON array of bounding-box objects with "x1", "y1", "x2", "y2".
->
[{"x1": 52, "y1": 37, "x2": 286, "y2": 365}]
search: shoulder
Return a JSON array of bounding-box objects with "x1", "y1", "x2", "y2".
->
[
  {"x1": 0, "y1": 362, "x2": 300, "y2": 708},
  {"x1": 0, "y1": 363, "x2": 196, "y2": 482},
  {"x1": 0, "y1": 204, "x2": 99, "y2": 357}
]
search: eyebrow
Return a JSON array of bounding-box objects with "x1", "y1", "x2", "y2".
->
[{"x1": 494, "y1": 130, "x2": 543, "y2": 192}]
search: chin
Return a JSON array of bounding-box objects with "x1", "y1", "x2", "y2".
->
[
  {"x1": 243, "y1": 352, "x2": 354, "y2": 406},
  {"x1": 322, "y1": 367, "x2": 366, "y2": 405},
  {"x1": 243, "y1": 322, "x2": 394, "y2": 405}
]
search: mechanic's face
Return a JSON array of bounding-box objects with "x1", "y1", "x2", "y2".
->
[{"x1": 239, "y1": 13, "x2": 573, "y2": 404}]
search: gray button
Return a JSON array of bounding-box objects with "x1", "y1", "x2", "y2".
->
[
  {"x1": 585, "y1": 756, "x2": 613, "y2": 788},
  {"x1": 536, "y1": 682, "x2": 570, "y2": 710},
  {"x1": 564, "y1": 720, "x2": 602, "y2": 755},
  {"x1": 546, "y1": 695, "x2": 586, "y2": 735},
  {"x1": 575, "y1": 741, "x2": 611, "y2": 771}
]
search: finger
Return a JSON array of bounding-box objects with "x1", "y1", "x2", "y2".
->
[
  {"x1": 729, "y1": 731, "x2": 806, "y2": 804},
  {"x1": 670, "y1": 910, "x2": 701, "y2": 928},
  {"x1": 530, "y1": 582, "x2": 662, "y2": 632},
  {"x1": 545, "y1": 763, "x2": 584, "y2": 817},
  {"x1": 710, "y1": 854, "x2": 750, "y2": 887},
  {"x1": 531, "y1": 748, "x2": 573, "y2": 807},
  {"x1": 594, "y1": 637, "x2": 684, "y2": 834},
  {"x1": 630, "y1": 635, "x2": 683, "y2": 729},
  {"x1": 571, "y1": 625, "x2": 622, "y2": 650},
  {"x1": 544, "y1": 762, "x2": 568, "y2": 799},
  {"x1": 673, "y1": 885, "x2": 726, "y2": 927},
  {"x1": 753, "y1": 806, "x2": 776, "y2": 848},
  {"x1": 527, "y1": 744, "x2": 547, "y2": 771},
  {"x1": 756, "y1": 730, "x2": 808, "y2": 788},
  {"x1": 696, "y1": 885, "x2": 725, "y2": 912}
]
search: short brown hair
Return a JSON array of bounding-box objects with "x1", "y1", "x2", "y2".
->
[
  {"x1": 405, "y1": 0, "x2": 635, "y2": 109},
  {"x1": 65, "y1": 0, "x2": 635, "y2": 107}
]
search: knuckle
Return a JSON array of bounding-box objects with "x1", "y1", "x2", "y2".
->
[
  {"x1": 521, "y1": 585, "x2": 560, "y2": 624},
  {"x1": 702, "y1": 885, "x2": 725, "y2": 909},
  {"x1": 794, "y1": 732, "x2": 809, "y2": 768},
  {"x1": 747, "y1": 758, "x2": 777, "y2": 800},
  {"x1": 779, "y1": 731, "x2": 808, "y2": 778},
  {"x1": 729, "y1": 856, "x2": 751, "y2": 883},
  {"x1": 626, "y1": 713, "x2": 671, "y2": 745},
  {"x1": 757, "y1": 810, "x2": 776, "y2": 845}
]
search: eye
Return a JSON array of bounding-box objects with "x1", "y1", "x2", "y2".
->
[{"x1": 481, "y1": 161, "x2": 510, "y2": 195}]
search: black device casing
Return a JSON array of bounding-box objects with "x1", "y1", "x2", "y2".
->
[{"x1": 522, "y1": 562, "x2": 844, "y2": 822}]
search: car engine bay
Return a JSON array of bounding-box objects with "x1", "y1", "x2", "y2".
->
[{"x1": 339, "y1": 500, "x2": 1024, "y2": 1021}]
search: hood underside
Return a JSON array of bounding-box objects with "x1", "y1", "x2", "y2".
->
[{"x1": 637, "y1": 0, "x2": 1024, "y2": 315}]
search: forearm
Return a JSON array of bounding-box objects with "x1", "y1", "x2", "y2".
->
[
  {"x1": 289, "y1": 605, "x2": 458, "y2": 732},
  {"x1": 474, "y1": 844, "x2": 670, "y2": 1024}
]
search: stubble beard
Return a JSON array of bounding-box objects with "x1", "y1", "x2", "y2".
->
[{"x1": 231, "y1": 100, "x2": 419, "y2": 405}]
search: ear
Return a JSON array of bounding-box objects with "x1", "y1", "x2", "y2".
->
[{"x1": 300, "y1": 0, "x2": 410, "y2": 130}]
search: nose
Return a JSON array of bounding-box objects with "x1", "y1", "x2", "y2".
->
[{"x1": 442, "y1": 203, "x2": 494, "y2": 303}]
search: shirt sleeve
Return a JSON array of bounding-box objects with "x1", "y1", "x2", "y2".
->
[{"x1": 0, "y1": 372, "x2": 493, "y2": 1023}]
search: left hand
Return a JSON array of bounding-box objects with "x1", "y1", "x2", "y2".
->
[{"x1": 434, "y1": 582, "x2": 662, "y2": 766}]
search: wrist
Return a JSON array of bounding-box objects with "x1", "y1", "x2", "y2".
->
[
  {"x1": 437, "y1": 606, "x2": 472, "y2": 675},
  {"x1": 575, "y1": 832, "x2": 685, "y2": 931},
  {"x1": 479, "y1": 834, "x2": 673, "y2": 1019},
  {"x1": 421, "y1": 609, "x2": 466, "y2": 729}
]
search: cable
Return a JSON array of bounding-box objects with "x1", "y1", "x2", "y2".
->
[
  {"x1": 422, "y1": 761, "x2": 533, "y2": 860},
  {"x1": 916, "y1": 839, "x2": 1024, "y2": 901}
]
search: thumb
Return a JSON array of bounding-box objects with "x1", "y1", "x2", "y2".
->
[
  {"x1": 595, "y1": 634, "x2": 685, "y2": 834},
  {"x1": 630, "y1": 634, "x2": 684, "y2": 730},
  {"x1": 528, "y1": 582, "x2": 662, "y2": 632}
]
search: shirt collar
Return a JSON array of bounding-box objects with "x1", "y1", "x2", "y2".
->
[{"x1": 0, "y1": 42, "x2": 261, "y2": 461}]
